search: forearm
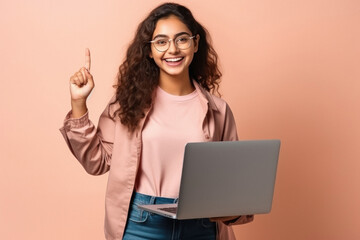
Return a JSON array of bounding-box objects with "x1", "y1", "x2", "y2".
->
[{"x1": 60, "y1": 111, "x2": 112, "y2": 175}]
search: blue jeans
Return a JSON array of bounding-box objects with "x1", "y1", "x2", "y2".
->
[{"x1": 123, "y1": 192, "x2": 216, "y2": 240}]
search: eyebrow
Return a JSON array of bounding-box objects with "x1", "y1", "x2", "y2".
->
[{"x1": 152, "y1": 32, "x2": 191, "y2": 39}]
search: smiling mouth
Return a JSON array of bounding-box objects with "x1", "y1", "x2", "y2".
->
[{"x1": 164, "y1": 57, "x2": 184, "y2": 63}]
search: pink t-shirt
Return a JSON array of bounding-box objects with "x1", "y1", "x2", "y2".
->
[{"x1": 135, "y1": 86, "x2": 204, "y2": 198}]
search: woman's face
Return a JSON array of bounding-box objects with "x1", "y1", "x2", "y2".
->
[{"x1": 150, "y1": 15, "x2": 199, "y2": 80}]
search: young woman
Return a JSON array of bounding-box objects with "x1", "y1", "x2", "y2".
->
[{"x1": 60, "y1": 3, "x2": 253, "y2": 240}]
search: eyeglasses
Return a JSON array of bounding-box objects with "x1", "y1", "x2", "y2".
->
[{"x1": 150, "y1": 34, "x2": 196, "y2": 52}]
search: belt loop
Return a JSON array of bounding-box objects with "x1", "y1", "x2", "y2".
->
[{"x1": 149, "y1": 196, "x2": 156, "y2": 216}]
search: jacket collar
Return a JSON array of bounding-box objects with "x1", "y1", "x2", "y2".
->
[{"x1": 193, "y1": 80, "x2": 219, "y2": 112}]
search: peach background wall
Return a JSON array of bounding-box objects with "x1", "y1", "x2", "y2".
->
[{"x1": 0, "y1": 0, "x2": 359, "y2": 239}]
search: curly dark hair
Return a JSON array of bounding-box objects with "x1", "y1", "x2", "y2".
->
[{"x1": 111, "y1": 2, "x2": 222, "y2": 131}]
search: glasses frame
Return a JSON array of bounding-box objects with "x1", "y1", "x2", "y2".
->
[{"x1": 149, "y1": 35, "x2": 197, "y2": 52}]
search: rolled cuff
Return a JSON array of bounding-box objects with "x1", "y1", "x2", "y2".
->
[
  {"x1": 61, "y1": 110, "x2": 90, "y2": 131},
  {"x1": 223, "y1": 215, "x2": 254, "y2": 226}
]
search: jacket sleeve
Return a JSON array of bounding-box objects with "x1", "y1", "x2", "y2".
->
[
  {"x1": 59, "y1": 102, "x2": 116, "y2": 175},
  {"x1": 220, "y1": 103, "x2": 255, "y2": 226}
]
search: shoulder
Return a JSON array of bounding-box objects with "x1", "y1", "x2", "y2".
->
[
  {"x1": 210, "y1": 93, "x2": 229, "y2": 111},
  {"x1": 99, "y1": 95, "x2": 120, "y2": 121},
  {"x1": 203, "y1": 90, "x2": 232, "y2": 115},
  {"x1": 194, "y1": 81, "x2": 230, "y2": 113}
]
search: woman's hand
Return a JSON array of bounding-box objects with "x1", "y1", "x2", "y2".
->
[
  {"x1": 69, "y1": 48, "x2": 94, "y2": 118},
  {"x1": 210, "y1": 215, "x2": 254, "y2": 225}
]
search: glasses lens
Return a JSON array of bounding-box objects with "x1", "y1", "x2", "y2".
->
[
  {"x1": 175, "y1": 35, "x2": 192, "y2": 49},
  {"x1": 153, "y1": 38, "x2": 169, "y2": 52}
]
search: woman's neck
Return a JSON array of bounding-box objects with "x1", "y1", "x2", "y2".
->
[{"x1": 158, "y1": 72, "x2": 195, "y2": 96}]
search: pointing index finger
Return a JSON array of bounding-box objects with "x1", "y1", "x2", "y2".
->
[{"x1": 85, "y1": 48, "x2": 91, "y2": 71}]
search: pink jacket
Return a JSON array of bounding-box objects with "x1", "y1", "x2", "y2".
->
[{"x1": 60, "y1": 82, "x2": 253, "y2": 240}]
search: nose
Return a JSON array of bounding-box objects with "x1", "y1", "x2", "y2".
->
[{"x1": 167, "y1": 39, "x2": 179, "y2": 53}]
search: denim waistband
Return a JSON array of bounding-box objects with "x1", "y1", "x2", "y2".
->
[{"x1": 131, "y1": 192, "x2": 178, "y2": 205}]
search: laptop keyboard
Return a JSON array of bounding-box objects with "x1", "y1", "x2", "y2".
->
[{"x1": 159, "y1": 207, "x2": 177, "y2": 214}]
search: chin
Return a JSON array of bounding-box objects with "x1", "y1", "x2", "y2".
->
[
  {"x1": 160, "y1": 65, "x2": 185, "y2": 75},
  {"x1": 163, "y1": 70, "x2": 188, "y2": 78}
]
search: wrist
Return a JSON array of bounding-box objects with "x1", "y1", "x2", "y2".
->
[{"x1": 71, "y1": 99, "x2": 88, "y2": 118}]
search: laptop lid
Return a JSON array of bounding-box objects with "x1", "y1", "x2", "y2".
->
[{"x1": 176, "y1": 140, "x2": 281, "y2": 219}]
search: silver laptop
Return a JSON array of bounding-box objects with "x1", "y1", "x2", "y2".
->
[{"x1": 138, "y1": 140, "x2": 281, "y2": 219}]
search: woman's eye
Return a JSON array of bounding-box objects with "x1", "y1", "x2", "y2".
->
[
  {"x1": 177, "y1": 37, "x2": 188, "y2": 43},
  {"x1": 156, "y1": 39, "x2": 168, "y2": 45}
]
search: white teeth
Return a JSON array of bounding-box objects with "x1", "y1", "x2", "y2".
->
[{"x1": 165, "y1": 57, "x2": 183, "y2": 62}]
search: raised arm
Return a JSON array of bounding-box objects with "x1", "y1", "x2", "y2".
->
[{"x1": 60, "y1": 49, "x2": 114, "y2": 175}]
